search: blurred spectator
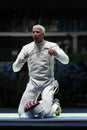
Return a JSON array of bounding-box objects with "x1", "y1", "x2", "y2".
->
[{"x1": 81, "y1": 47, "x2": 87, "y2": 54}]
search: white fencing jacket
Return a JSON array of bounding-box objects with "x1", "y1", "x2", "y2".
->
[{"x1": 13, "y1": 39, "x2": 69, "y2": 89}]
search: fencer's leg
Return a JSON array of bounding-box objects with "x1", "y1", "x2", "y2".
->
[
  {"x1": 18, "y1": 102, "x2": 34, "y2": 119},
  {"x1": 23, "y1": 100, "x2": 45, "y2": 118},
  {"x1": 22, "y1": 99, "x2": 61, "y2": 118},
  {"x1": 18, "y1": 82, "x2": 40, "y2": 118},
  {"x1": 46, "y1": 98, "x2": 61, "y2": 117},
  {"x1": 39, "y1": 85, "x2": 54, "y2": 116},
  {"x1": 38, "y1": 81, "x2": 59, "y2": 118},
  {"x1": 19, "y1": 80, "x2": 59, "y2": 118},
  {"x1": 20, "y1": 111, "x2": 33, "y2": 118}
]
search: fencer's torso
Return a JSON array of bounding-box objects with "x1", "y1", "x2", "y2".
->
[
  {"x1": 13, "y1": 39, "x2": 69, "y2": 88},
  {"x1": 27, "y1": 40, "x2": 54, "y2": 80}
]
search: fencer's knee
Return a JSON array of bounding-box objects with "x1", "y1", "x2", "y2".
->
[
  {"x1": 19, "y1": 112, "x2": 29, "y2": 119},
  {"x1": 22, "y1": 100, "x2": 44, "y2": 118},
  {"x1": 19, "y1": 111, "x2": 34, "y2": 119}
]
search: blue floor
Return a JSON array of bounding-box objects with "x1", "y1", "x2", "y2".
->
[{"x1": 0, "y1": 107, "x2": 87, "y2": 127}]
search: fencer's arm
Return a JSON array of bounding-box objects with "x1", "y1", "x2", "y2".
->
[
  {"x1": 44, "y1": 46, "x2": 69, "y2": 64},
  {"x1": 55, "y1": 47, "x2": 69, "y2": 64},
  {"x1": 13, "y1": 59, "x2": 25, "y2": 72},
  {"x1": 12, "y1": 47, "x2": 28, "y2": 72}
]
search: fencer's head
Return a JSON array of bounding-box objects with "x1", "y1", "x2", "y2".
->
[
  {"x1": 32, "y1": 24, "x2": 45, "y2": 35},
  {"x1": 32, "y1": 24, "x2": 45, "y2": 43}
]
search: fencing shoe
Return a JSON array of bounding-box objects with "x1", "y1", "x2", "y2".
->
[{"x1": 53, "y1": 98, "x2": 62, "y2": 117}]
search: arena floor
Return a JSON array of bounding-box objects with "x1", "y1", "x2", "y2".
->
[{"x1": 0, "y1": 108, "x2": 87, "y2": 127}]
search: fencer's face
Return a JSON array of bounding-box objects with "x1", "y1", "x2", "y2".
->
[{"x1": 32, "y1": 27, "x2": 44, "y2": 43}]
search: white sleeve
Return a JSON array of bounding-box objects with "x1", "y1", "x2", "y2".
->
[
  {"x1": 55, "y1": 45, "x2": 69, "y2": 65},
  {"x1": 12, "y1": 46, "x2": 28, "y2": 72}
]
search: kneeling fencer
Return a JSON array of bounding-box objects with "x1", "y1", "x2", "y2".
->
[{"x1": 12, "y1": 24, "x2": 69, "y2": 118}]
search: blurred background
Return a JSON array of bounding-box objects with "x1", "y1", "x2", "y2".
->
[{"x1": 0, "y1": 0, "x2": 87, "y2": 109}]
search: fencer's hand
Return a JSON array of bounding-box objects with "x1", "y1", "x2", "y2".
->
[{"x1": 44, "y1": 48, "x2": 57, "y2": 56}]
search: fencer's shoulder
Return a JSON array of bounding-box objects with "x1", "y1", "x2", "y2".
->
[
  {"x1": 22, "y1": 41, "x2": 34, "y2": 49},
  {"x1": 45, "y1": 40, "x2": 58, "y2": 47}
]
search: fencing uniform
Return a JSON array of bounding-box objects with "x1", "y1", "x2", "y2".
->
[{"x1": 13, "y1": 39, "x2": 69, "y2": 118}]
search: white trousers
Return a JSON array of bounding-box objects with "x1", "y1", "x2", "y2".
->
[{"x1": 18, "y1": 80, "x2": 59, "y2": 118}]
